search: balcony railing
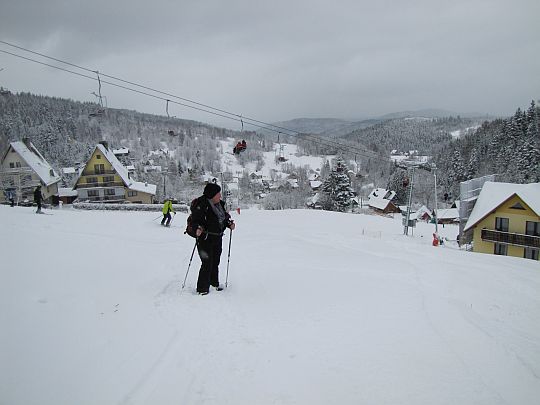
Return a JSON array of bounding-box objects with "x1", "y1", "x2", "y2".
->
[
  {"x1": 0, "y1": 167, "x2": 34, "y2": 175},
  {"x1": 84, "y1": 195, "x2": 126, "y2": 202},
  {"x1": 79, "y1": 181, "x2": 125, "y2": 188},
  {"x1": 481, "y1": 229, "x2": 540, "y2": 249},
  {"x1": 81, "y1": 169, "x2": 117, "y2": 176}
]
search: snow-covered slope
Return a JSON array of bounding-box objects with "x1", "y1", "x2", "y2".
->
[{"x1": 1, "y1": 206, "x2": 539, "y2": 404}]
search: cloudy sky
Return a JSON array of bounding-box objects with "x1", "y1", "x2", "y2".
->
[{"x1": 1, "y1": 0, "x2": 539, "y2": 128}]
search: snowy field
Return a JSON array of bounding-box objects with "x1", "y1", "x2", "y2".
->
[{"x1": 1, "y1": 205, "x2": 539, "y2": 405}]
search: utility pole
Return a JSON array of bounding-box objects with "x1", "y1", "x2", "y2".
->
[
  {"x1": 404, "y1": 166, "x2": 415, "y2": 236},
  {"x1": 433, "y1": 164, "x2": 439, "y2": 234}
]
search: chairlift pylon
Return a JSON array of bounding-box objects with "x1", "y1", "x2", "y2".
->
[{"x1": 166, "y1": 99, "x2": 177, "y2": 136}]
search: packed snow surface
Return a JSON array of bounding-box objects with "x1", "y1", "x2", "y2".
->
[{"x1": 1, "y1": 205, "x2": 539, "y2": 405}]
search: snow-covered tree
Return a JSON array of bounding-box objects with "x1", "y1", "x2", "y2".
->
[
  {"x1": 387, "y1": 166, "x2": 409, "y2": 205},
  {"x1": 321, "y1": 156, "x2": 355, "y2": 212}
]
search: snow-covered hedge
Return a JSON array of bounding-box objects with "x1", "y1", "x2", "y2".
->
[{"x1": 73, "y1": 202, "x2": 188, "y2": 212}]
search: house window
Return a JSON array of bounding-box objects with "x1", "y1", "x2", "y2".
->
[
  {"x1": 128, "y1": 190, "x2": 138, "y2": 197},
  {"x1": 16, "y1": 162, "x2": 21, "y2": 168},
  {"x1": 9, "y1": 162, "x2": 14, "y2": 168},
  {"x1": 510, "y1": 202, "x2": 526, "y2": 210},
  {"x1": 495, "y1": 217, "x2": 509, "y2": 232},
  {"x1": 96, "y1": 155, "x2": 101, "y2": 159},
  {"x1": 524, "y1": 248, "x2": 539, "y2": 260},
  {"x1": 103, "y1": 176, "x2": 114, "y2": 183},
  {"x1": 494, "y1": 243, "x2": 508, "y2": 256},
  {"x1": 87, "y1": 177, "x2": 98, "y2": 184},
  {"x1": 105, "y1": 189, "x2": 116, "y2": 196},
  {"x1": 88, "y1": 190, "x2": 99, "y2": 197},
  {"x1": 94, "y1": 164, "x2": 105, "y2": 174},
  {"x1": 525, "y1": 221, "x2": 540, "y2": 237}
]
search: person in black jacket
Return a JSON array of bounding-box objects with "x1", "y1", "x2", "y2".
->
[
  {"x1": 191, "y1": 183, "x2": 235, "y2": 295},
  {"x1": 34, "y1": 185, "x2": 43, "y2": 214}
]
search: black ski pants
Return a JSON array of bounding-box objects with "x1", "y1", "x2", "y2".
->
[
  {"x1": 161, "y1": 213, "x2": 171, "y2": 226},
  {"x1": 196, "y1": 235, "x2": 223, "y2": 293}
]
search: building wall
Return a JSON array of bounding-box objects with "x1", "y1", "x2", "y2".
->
[
  {"x1": 76, "y1": 148, "x2": 126, "y2": 202},
  {"x1": 126, "y1": 190, "x2": 154, "y2": 204},
  {"x1": 472, "y1": 195, "x2": 540, "y2": 258},
  {"x1": 1, "y1": 147, "x2": 58, "y2": 202}
]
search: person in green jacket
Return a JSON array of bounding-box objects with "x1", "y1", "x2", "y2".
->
[{"x1": 161, "y1": 197, "x2": 175, "y2": 227}]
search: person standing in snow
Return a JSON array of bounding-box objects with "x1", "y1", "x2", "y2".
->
[
  {"x1": 161, "y1": 197, "x2": 175, "y2": 227},
  {"x1": 191, "y1": 183, "x2": 235, "y2": 295},
  {"x1": 34, "y1": 185, "x2": 43, "y2": 214}
]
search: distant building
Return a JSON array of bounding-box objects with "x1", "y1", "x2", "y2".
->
[
  {"x1": 74, "y1": 142, "x2": 156, "y2": 204},
  {"x1": 113, "y1": 147, "x2": 129, "y2": 157},
  {"x1": 0, "y1": 139, "x2": 61, "y2": 204},
  {"x1": 463, "y1": 182, "x2": 539, "y2": 260},
  {"x1": 368, "y1": 188, "x2": 400, "y2": 214},
  {"x1": 435, "y1": 208, "x2": 460, "y2": 224},
  {"x1": 58, "y1": 187, "x2": 78, "y2": 205}
]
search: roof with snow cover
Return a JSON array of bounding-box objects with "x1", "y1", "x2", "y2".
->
[
  {"x1": 464, "y1": 182, "x2": 540, "y2": 232},
  {"x1": 76, "y1": 144, "x2": 156, "y2": 195},
  {"x1": 7, "y1": 141, "x2": 61, "y2": 186}
]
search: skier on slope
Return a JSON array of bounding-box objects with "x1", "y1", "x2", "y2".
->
[
  {"x1": 191, "y1": 183, "x2": 235, "y2": 295},
  {"x1": 161, "y1": 197, "x2": 175, "y2": 227},
  {"x1": 34, "y1": 185, "x2": 43, "y2": 214}
]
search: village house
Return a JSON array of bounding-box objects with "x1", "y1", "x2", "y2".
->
[
  {"x1": 74, "y1": 141, "x2": 156, "y2": 204},
  {"x1": 368, "y1": 188, "x2": 400, "y2": 214},
  {"x1": 0, "y1": 139, "x2": 61, "y2": 205},
  {"x1": 463, "y1": 181, "x2": 540, "y2": 260},
  {"x1": 435, "y1": 208, "x2": 460, "y2": 225}
]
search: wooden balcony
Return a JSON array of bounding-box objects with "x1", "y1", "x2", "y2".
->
[
  {"x1": 481, "y1": 229, "x2": 540, "y2": 249},
  {"x1": 79, "y1": 181, "x2": 125, "y2": 188},
  {"x1": 84, "y1": 195, "x2": 126, "y2": 202},
  {"x1": 81, "y1": 169, "x2": 117, "y2": 176}
]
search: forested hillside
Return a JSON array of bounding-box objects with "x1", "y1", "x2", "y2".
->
[
  {"x1": 435, "y1": 101, "x2": 540, "y2": 197},
  {"x1": 1, "y1": 89, "x2": 537, "y2": 208},
  {"x1": 0, "y1": 91, "x2": 245, "y2": 167},
  {"x1": 341, "y1": 116, "x2": 483, "y2": 156}
]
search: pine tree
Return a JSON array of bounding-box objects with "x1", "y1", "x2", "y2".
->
[
  {"x1": 321, "y1": 157, "x2": 355, "y2": 212},
  {"x1": 386, "y1": 167, "x2": 409, "y2": 205}
]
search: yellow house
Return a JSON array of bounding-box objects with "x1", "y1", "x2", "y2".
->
[
  {"x1": 464, "y1": 182, "x2": 540, "y2": 260},
  {"x1": 74, "y1": 141, "x2": 156, "y2": 204}
]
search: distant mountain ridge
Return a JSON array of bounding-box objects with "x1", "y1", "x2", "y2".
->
[{"x1": 270, "y1": 109, "x2": 491, "y2": 137}]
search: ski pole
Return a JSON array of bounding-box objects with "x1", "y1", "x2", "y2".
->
[
  {"x1": 152, "y1": 214, "x2": 162, "y2": 221},
  {"x1": 225, "y1": 228, "x2": 233, "y2": 288},
  {"x1": 182, "y1": 239, "x2": 198, "y2": 289}
]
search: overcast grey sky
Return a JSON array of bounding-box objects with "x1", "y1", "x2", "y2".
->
[{"x1": 1, "y1": 0, "x2": 539, "y2": 129}]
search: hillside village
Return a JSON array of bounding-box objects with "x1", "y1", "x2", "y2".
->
[{"x1": 0, "y1": 91, "x2": 539, "y2": 261}]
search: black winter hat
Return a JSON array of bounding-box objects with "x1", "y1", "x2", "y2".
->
[{"x1": 203, "y1": 183, "x2": 221, "y2": 199}]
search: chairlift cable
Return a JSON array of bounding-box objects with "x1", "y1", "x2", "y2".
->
[{"x1": 0, "y1": 41, "x2": 392, "y2": 165}]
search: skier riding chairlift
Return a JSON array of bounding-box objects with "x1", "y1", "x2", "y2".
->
[{"x1": 233, "y1": 140, "x2": 247, "y2": 154}]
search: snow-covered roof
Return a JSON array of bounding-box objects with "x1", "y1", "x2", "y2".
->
[
  {"x1": 58, "y1": 187, "x2": 78, "y2": 197},
  {"x1": 128, "y1": 181, "x2": 157, "y2": 195},
  {"x1": 310, "y1": 180, "x2": 322, "y2": 189},
  {"x1": 436, "y1": 208, "x2": 459, "y2": 220},
  {"x1": 8, "y1": 141, "x2": 61, "y2": 186},
  {"x1": 415, "y1": 205, "x2": 433, "y2": 219},
  {"x1": 63, "y1": 167, "x2": 76, "y2": 174},
  {"x1": 96, "y1": 144, "x2": 131, "y2": 185},
  {"x1": 76, "y1": 144, "x2": 156, "y2": 196},
  {"x1": 368, "y1": 197, "x2": 394, "y2": 211},
  {"x1": 464, "y1": 182, "x2": 540, "y2": 231},
  {"x1": 113, "y1": 147, "x2": 129, "y2": 155},
  {"x1": 368, "y1": 188, "x2": 395, "y2": 201}
]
